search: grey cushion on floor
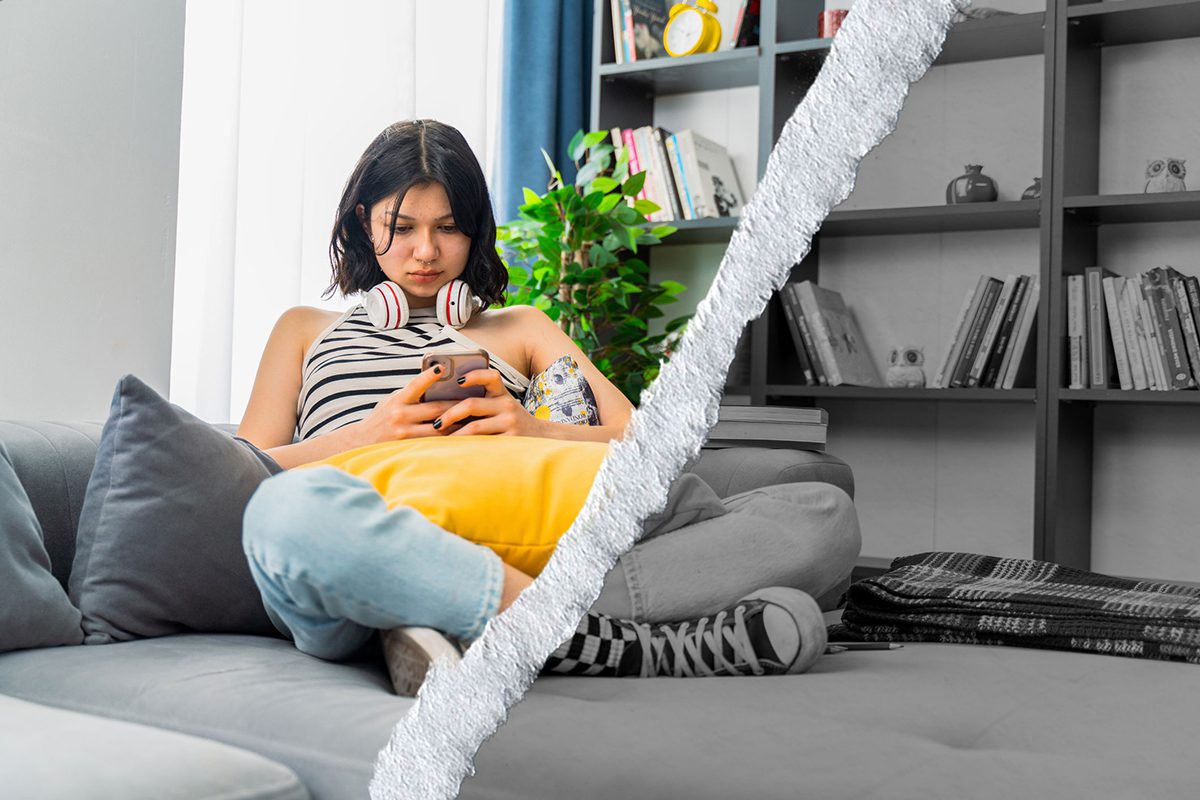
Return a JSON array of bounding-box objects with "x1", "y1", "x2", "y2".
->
[
  {"x1": 0, "y1": 694, "x2": 309, "y2": 800},
  {"x1": 0, "y1": 441, "x2": 83, "y2": 652},
  {"x1": 69, "y1": 374, "x2": 285, "y2": 643}
]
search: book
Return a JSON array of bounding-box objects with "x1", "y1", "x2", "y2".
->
[
  {"x1": 932, "y1": 278, "x2": 983, "y2": 389},
  {"x1": 793, "y1": 281, "x2": 881, "y2": 388},
  {"x1": 1115, "y1": 276, "x2": 1149, "y2": 391},
  {"x1": 788, "y1": 284, "x2": 828, "y2": 386},
  {"x1": 633, "y1": 126, "x2": 668, "y2": 222},
  {"x1": 610, "y1": 0, "x2": 626, "y2": 64},
  {"x1": 1170, "y1": 271, "x2": 1200, "y2": 387},
  {"x1": 778, "y1": 285, "x2": 816, "y2": 385},
  {"x1": 1101, "y1": 275, "x2": 1133, "y2": 391},
  {"x1": 1149, "y1": 266, "x2": 1196, "y2": 388},
  {"x1": 715, "y1": 0, "x2": 750, "y2": 50},
  {"x1": 628, "y1": 0, "x2": 668, "y2": 61},
  {"x1": 708, "y1": 405, "x2": 828, "y2": 451},
  {"x1": 1085, "y1": 267, "x2": 1117, "y2": 389},
  {"x1": 1001, "y1": 276, "x2": 1040, "y2": 390},
  {"x1": 717, "y1": 405, "x2": 826, "y2": 424},
  {"x1": 673, "y1": 130, "x2": 745, "y2": 219},
  {"x1": 1141, "y1": 270, "x2": 1186, "y2": 389},
  {"x1": 735, "y1": 0, "x2": 761, "y2": 47},
  {"x1": 966, "y1": 273, "x2": 1019, "y2": 387},
  {"x1": 621, "y1": 0, "x2": 636, "y2": 65},
  {"x1": 1186, "y1": 275, "x2": 1200, "y2": 379},
  {"x1": 1067, "y1": 275, "x2": 1086, "y2": 389},
  {"x1": 622, "y1": 128, "x2": 649, "y2": 206},
  {"x1": 981, "y1": 275, "x2": 1030, "y2": 388},
  {"x1": 1132, "y1": 275, "x2": 1166, "y2": 390},
  {"x1": 650, "y1": 127, "x2": 684, "y2": 221},
  {"x1": 665, "y1": 133, "x2": 696, "y2": 220},
  {"x1": 950, "y1": 277, "x2": 1002, "y2": 388}
]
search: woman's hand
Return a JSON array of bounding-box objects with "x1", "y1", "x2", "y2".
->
[
  {"x1": 433, "y1": 368, "x2": 547, "y2": 438},
  {"x1": 346, "y1": 365, "x2": 461, "y2": 446}
]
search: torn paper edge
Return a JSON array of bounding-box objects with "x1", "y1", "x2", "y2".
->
[{"x1": 370, "y1": 1, "x2": 969, "y2": 796}]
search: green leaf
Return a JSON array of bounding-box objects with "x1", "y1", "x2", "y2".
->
[
  {"x1": 540, "y1": 148, "x2": 558, "y2": 178},
  {"x1": 633, "y1": 199, "x2": 660, "y2": 215},
  {"x1": 665, "y1": 315, "x2": 692, "y2": 332},
  {"x1": 614, "y1": 226, "x2": 637, "y2": 253},
  {"x1": 660, "y1": 279, "x2": 687, "y2": 294},
  {"x1": 582, "y1": 130, "x2": 609, "y2": 152},
  {"x1": 583, "y1": 190, "x2": 605, "y2": 210},
  {"x1": 615, "y1": 205, "x2": 640, "y2": 226},
  {"x1": 591, "y1": 176, "x2": 620, "y2": 194},
  {"x1": 619, "y1": 281, "x2": 642, "y2": 293},
  {"x1": 575, "y1": 160, "x2": 601, "y2": 188},
  {"x1": 522, "y1": 187, "x2": 542, "y2": 206},
  {"x1": 568, "y1": 130, "x2": 586, "y2": 162},
  {"x1": 597, "y1": 193, "x2": 623, "y2": 214},
  {"x1": 622, "y1": 170, "x2": 646, "y2": 197},
  {"x1": 650, "y1": 225, "x2": 677, "y2": 239},
  {"x1": 506, "y1": 265, "x2": 529, "y2": 283}
]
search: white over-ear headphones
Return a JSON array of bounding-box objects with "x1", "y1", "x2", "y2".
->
[{"x1": 362, "y1": 278, "x2": 477, "y2": 330}]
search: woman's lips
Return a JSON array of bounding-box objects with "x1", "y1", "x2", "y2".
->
[{"x1": 409, "y1": 272, "x2": 440, "y2": 283}]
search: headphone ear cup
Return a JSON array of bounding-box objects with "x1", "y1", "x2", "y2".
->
[
  {"x1": 363, "y1": 281, "x2": 409, "y2": 329},
  {"x1": 436, "y1": 279, "x2": 477, "y2": 329}
]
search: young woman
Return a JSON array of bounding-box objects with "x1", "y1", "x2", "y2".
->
[{"x1": 237, "y1": 119, "x2": 861, "y2": 695}]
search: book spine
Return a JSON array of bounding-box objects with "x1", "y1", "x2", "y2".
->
[
  {"x1": 790, "y1": 284, "x2": 827, "y2": 385},
  {"x1": 951, "y1": 279, "x2": 1001, "y2": 388},
  {"x1": 1152, "y1": 267, "x2": 1193, "y2": 389},
  {"x1": 778, "y1": 285, "x2": 815, "y2": 384},
  {"x1": 651, "y1": 128, "x2": 684, "y2": 221},
  {"x1": 1067, "y1": 274, "x2": 1085, "y2": 389},
  {"x1": 1171, "y1": 275, "x2": 1200, "y2": 386},
  {"x1": 666, "y1": 134, "x2": 696, "y2": 220},
  {"x1": 622, "y1": 0, "x2": 636, "y2": 63},
  {"x1": 633, "y1": 127, "x2": 663, "y2": 221},
  {"x1": 622, "y1": 128, "x2": 648, "y2": 205},
  {"x1": 1115, "y1": 277, "x2": 1148, "y2": 390},
  {"x1": 967, "y1": 274, "x2": 1017, "y2": 387},
  {"x1": 677, "y1": 131, "x2": 707, "y2": 218},
  {"x1": 795, "y1": 282, "x2": 843, "y2": 386},
  {"x1": 1136, "y1": 274, "x2": 1168, "y2": 390},
  {"x1": 982, "y1": 275, "x2": 1029, "y2": 388},
  {"x1": 1002, "y1": 276, "x2": 1040, "y2": 390},
  {"x1": 610, "y1": 0, "x2": 625, "y2": 64},
  {"x1": 1085, "y1": 268, "x2": 1109, "y2": 388},
  {"x1": 933, "y1": 279, "x2": 983, "y2": 389},
  {"x1": 1186, "y1": 276, "x2": 1200, "y2": 380},
  {"x1": 1102, "y1": 276, "x2": 1133, "y2": 391}
]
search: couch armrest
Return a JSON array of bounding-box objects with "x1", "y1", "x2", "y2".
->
[{"x1": 685, "y1": 447, "x2": 854, "y2": 500}]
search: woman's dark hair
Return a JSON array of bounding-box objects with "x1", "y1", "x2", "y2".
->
[{"x1": 324, "y1": 119, "x2": 507, "y2": 308}]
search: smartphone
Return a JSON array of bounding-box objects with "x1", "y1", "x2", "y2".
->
[{"x1": 421, "y1": 349, "x2": 490, "y2": 402}]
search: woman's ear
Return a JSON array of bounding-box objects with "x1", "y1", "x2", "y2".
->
[{"x1": 356, "y1": 203, "x2": 371, "y2": 237}]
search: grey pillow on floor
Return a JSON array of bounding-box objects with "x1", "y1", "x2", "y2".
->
[
  {"x1": 0, "y1": 442, "x2": 84, "y2": 652},
  {"x1": 69, "y1": 374, "x2": 285, "y2": 644}
]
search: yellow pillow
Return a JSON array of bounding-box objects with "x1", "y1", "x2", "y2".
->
[{"x1": 296, "y1": 436, "x2": 609, "y2": 576}]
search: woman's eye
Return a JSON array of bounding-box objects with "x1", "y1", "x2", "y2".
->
[
  {"x1": 391, "y1": 226, "x2": 411, "y2": 234},
  {"x1": 439, "y1": 225, "x2": 459, "y2": 233}
]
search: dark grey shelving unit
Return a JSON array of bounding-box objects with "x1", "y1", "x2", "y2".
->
[{"x1": 589, "y1": 0, "x2": 1200, "y2": 571}]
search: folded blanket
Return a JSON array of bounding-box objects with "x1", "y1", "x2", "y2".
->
[{"x1": 831, "y1": 552, "x2": 1200, "y2": 664}]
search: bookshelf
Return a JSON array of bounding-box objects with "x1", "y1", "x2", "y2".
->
[{"x1": 590, "y1": 0, "x2": 1200, "y2": 579}]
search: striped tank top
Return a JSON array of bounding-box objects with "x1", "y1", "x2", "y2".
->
[{"x1": 296, "y1": 304, "x2": 531, "y2": 441}]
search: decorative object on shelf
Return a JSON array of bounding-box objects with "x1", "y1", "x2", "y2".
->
[
  {"x1": 886, "y1": 346, "x2": 927, "y2": 388},
  {"x1": 818, "y1": 9, "x2": 849, "y2": 39},
  {"x1": 663, "y1": 0, "x2": 722, "y2": 57},
  {"x1": 498, "y1": 129, "x2": 691, "y2": 404},
  {"x1": 1144, "y1": 158, "x2": 1187, "y2": 193},
  {"x1": 1021, "y1": 177, "x2": 1042, "y2": 200},
  {"x1": 630, "y1": 0, "x2": 670, "y2": 60},
  {"x1": 946, "y1": 164, "x2": 998, "y2": 204},
  {"x1": 951, "y1": 7, "x2": 1016, "y2": 23}
]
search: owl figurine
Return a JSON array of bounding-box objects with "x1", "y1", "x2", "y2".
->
[
  {"x1": 1144, "y1": 158, "x2": 1187, "y2": 193},
  {"x1": 886, "y1": 346, "x2": 926, "y2": 388}
]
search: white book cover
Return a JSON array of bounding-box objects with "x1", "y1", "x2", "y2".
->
[
  {"x1": 1116, "y1": 276, "x2": 1149, "y2": 390},
  {"x1": 1125, "y1": 277, "x2": 1158, "y2": 389},
  {"x1": 1102, "y1": 276, "x2": 1133, "y2": 391},
  {"x1": 1067, "y1": 275, "x2": 1085, "y2": 389},
  {"x1": 794, "y1": 281, "x2": 881, "y2": 387},
  {"x1": 1001, "y1": 276, "x2": 1040, "y2": 390},
  {"x1": 714, "y1": 0, "x2": 748, "y2": 49},
  {"x1": 665, "y1": 133, "x2": 696, "y2": 220},
  {"x1": 676, "y1": 130, "x2": 745, "y2": 219},
  {"x1": 633, "y1": 126, "x2": 666, "y2": 222}
]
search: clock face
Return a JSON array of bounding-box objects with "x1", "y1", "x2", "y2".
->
[{"x1": 666, "y1": 9, "x2": 704, "y2": 53}]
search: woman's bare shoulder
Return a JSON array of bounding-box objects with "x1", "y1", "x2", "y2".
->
[{"x1": 280, "y1": 305, "x2": 346, "y2": 354}]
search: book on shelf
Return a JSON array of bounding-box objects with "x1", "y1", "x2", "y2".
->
[
  {"x1": 965, "y1": 274, "x2": 1019, "y2": 388},
  {"x1": 931, "y1": 277, "x2": 982, "y2": 388},
  {"x1": 1182, "y1": 273, "x2": 1200, "y2": 384},
  {"x1": 1067, "y1": 274, "x2": 1086, "y2": 389},
  {"x1": 787, "y1": 283, "x2": 828, "y2": 385},
  {"x1": 793, "y1": 281, "x2": 881, "y2": 388},
  {"x1": 981, "y1": 274, "x2": 1031, "y2": 388},
  {"x1": 1115, "y1": 276, "x2": 1150, "y2": 390},
  {"x1": 664, "y1": 133, "x2": 695, "y2": 220},
  {"x1": 1085, "y1": 267, "x2": 1118, "y2": 389},
  {"x1": 950, "y1": 276, "x2": 1003, "y2": 389},
  {"x1": 932, "y1": 274, "x2": 1038, "y2": 390},
  {"x1": 628, "y1": 0, "x2": 669, "y2": 61},
  {"x1": 777, "y1": 284, "x2": 816, "y2": 385},
  {"x1": 708, "y1": 405, "x2": 828, "y2": 451},
  {"x1": 999, "y1": 275, "x2": 1039, "y2": 390},
  {"x1": 1134, "y1": 273, "x2": 1168, "y2": 390},
  {"x1": 670, "y1": 130, "x2": 745, "y2": 219},
  {"x1": 715, "y1": 0, "x2": 750, "y2": 50},
  {"x1": 1147, "y1": 266, "x2": 1195, "y2": 389},
  {"x1": 650, "y1": 127, "x2": 685, "y2": 221},
  {"x1": 1101, "y1": 275, "x2": 1135, "y2": 391},
  {"x1": 735, "y1": 0, "x2": 761, "y2": 47}
]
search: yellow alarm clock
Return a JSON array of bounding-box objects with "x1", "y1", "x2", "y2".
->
[{"x1": 663, "y1": 0, "x2": 723, "y2": 57}]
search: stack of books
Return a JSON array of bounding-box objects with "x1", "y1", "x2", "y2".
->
[
  {"x1": 707, "y1": 405, "x2": 828, "y2": 451},
  {"x1": 1070, "y1": 265, "x2": 1200, "y2": 391},
  {"x1": 609, "y1": 0, "x2": 760, "y2": 64},
  {"x1": 932, "y1": 274, "x2": 1040, "y2": 389},
  {"x1": 610, "y1": 126, "x2": 745, "y2": 222},
  {"x1": 779, "y1": 280, "x2": 882, "y2": 387}
]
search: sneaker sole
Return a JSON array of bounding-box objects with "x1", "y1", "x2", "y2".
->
[
  {"x1": 380, "y1": 627, "x2": 463, "y2": 697},
  {"x1": 743, "y1": 587, "x2": 828, "y2": 675}
]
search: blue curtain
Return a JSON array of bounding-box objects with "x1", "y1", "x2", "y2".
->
[{"x1": 494, "y1": 0, "x2": 593, "y2": 227}]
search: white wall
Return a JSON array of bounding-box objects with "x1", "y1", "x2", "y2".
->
[{"x1": 0, "y1": 0, "x2": 186, "y2": 421}]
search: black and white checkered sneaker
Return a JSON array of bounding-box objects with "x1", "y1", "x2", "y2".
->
[{"x1": 380, "y1": 626, "x2": 466, "y2": 696}]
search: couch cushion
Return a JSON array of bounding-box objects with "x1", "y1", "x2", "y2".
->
[
  {"x1": 69, "y1": 374, "x2": 285, "y2": 643},
  {"x1": 0, "y1": 441, "x2": 83, "y2": 652},
  {"x1": 0, "y1": 694, "x2": 308, "y2": 799}
]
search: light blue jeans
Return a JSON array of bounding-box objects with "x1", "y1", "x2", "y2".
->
[{"x1": 242, "y1": 466, "x2": 861, "y2": 661}]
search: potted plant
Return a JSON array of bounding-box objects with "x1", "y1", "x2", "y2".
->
[{"x1": 498, "y1": 129, "x2": 692, "y2": 404}]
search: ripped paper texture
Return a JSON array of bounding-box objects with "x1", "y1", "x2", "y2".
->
[{"x1": 370, "y1": 2, "x2": 969, "y2": 797}]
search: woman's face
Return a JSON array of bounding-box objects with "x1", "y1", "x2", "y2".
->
[{"x1": 357, "y1": 182, "x2": 472, "y2": 308}]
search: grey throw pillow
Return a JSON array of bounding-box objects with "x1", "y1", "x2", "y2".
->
[
  {"x1": 0, "y1": 442, "x2": 84, "y2": 652},
  {"x1": 69, "y1": 374, "x2": 285, "y2": 644}
]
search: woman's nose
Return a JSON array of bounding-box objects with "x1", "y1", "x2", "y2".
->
[{"x1": 413, "y1": 229, "x2": 438, "y2": 260}]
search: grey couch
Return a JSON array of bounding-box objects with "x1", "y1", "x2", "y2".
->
[{"x1": 0, "y1": 418, "x2": 856, "y2": 800}]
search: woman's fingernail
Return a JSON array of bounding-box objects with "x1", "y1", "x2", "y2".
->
[
  {"x1": 456, "y1": 377, "x2": 466, "y2": 385},
  {"x1": 433, "y1": 365, "x2": 442, "y2": 375},
  {"x1": 432, "y1": 419, "x2": 442, "y2": 429}
]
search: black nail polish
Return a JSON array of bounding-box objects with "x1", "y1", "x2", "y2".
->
[
  {"x1": 433, "y1": 365, "x2": 442, "y2": 375},
  {"x1": 432, "y1": 419, "x2": 442, "y2": 429},
  {"x1": 456, "y1": 377, "x2": 466, "y2": 385}
]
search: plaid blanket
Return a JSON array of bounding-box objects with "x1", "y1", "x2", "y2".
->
[{"x1": 830, "y1": 552, "x2": 1200, "y2": 664}]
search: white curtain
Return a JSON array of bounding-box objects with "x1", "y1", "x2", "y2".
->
[{"x1": 170, "y1": 0, "x2": 506, "y2": 425}]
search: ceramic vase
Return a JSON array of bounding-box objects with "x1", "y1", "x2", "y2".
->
[
  {"x1": 946, "y1": 164, "x2": 998, "y2": 204},
  {"x1": 1021, "y1": 177, "x2": 1042, "y2": 200}
]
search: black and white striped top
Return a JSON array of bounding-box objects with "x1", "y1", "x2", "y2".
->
[{"x1": 296, "y1": 304, "x2": 531, "y2": 441}]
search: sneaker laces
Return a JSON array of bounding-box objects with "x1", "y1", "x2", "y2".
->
[{"x1": 631, "y1": 604, "x2": 766, "y2": 678}]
